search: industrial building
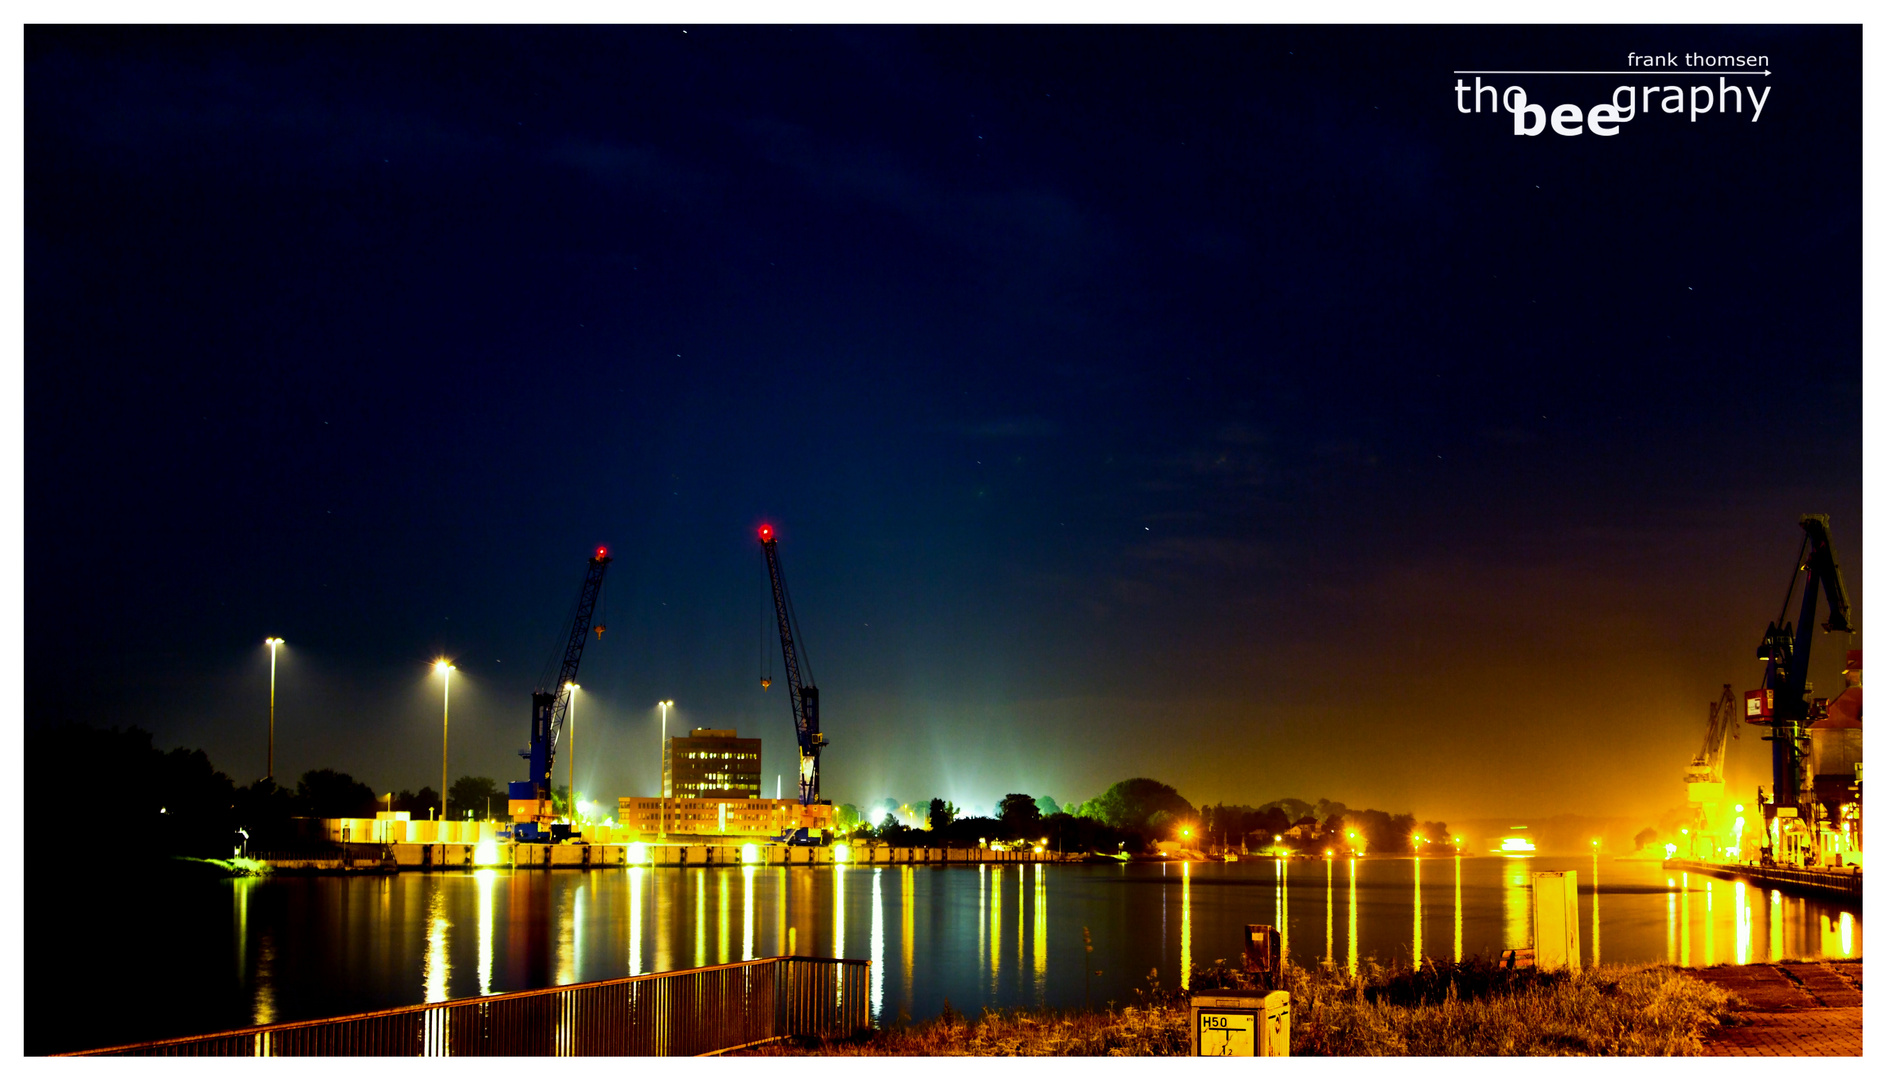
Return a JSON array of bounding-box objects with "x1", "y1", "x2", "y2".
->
[
  {"x1": 615, "y1": 726, "x2": 835, "y2": 840},
  {"x1": 663, "y1": 728, "x2": 763, "y2": 799},
  {"x1": 616, "y1": 796, "x2": 834, "y2": 838}
]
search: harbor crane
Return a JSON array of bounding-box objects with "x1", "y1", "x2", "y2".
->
[
  {"x1": 758, "y1": 524, "x2": 828, "y2": 822},
  {"x1": 1684, "y1": 684, "x2": 1740, "y2": 793},
  {"x1": 508, "y1": 546, "x2": 611, "y2": 843},
  {"x1": 1682, "y1": 684, "x2": 1739, "y2": 859},
  {"x1": 1746, "y1": 515, "x2": 1853, "y2": 856}
]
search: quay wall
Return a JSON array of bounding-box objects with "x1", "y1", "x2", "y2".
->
[
  {"x1": 263, "y1": 841, "x2": 1078, "y2": 873},
  {"x1": 1665, "y1": 858, "x2": 1862, "y2": 902}
]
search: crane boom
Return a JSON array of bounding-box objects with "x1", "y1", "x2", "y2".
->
[
  {"x1": 759, "y1": 525, "x2": 824, "y2": 805},
  {"x1": 511, "y1": 546, "x2": 611, "y2": 841},
  {"x1": 1685, "y1": 684, "x2": 1739, "y2": 786}
]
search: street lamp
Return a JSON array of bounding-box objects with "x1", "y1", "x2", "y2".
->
[
  {"x1": 566, "y1": 683, "x2": 579, "y2": 824},
  {"x1": 659, "y1": 700, "x2": 674, "y2": 840},
  {"x1": 264, "y1": 638, "x2": 284, "y2": 781},
  {"x1": 435, "y1": 661, "x2": 454, "y2": 821}
]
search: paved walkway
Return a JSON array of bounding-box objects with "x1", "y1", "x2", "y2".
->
[{"x1": 1684, "y1": 961, "x2": 1862, "y2": 1056}]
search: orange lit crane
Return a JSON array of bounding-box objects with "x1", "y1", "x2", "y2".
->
[{"x1": 1684, "y1": 684, "x2": 1740, "y2": 792}]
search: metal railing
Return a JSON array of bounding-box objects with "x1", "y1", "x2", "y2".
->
[{"x1": 67, "y1": 956, "x2": 870, "y2": 1056}]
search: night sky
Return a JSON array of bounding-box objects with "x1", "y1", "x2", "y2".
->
[{"x1": 25, "y1": 25, "x2": 1861, "y2": 827}]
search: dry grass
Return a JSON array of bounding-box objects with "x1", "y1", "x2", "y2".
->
[{"x1": 739, "y1": 957, "x2": 1741, "y2": 1056}]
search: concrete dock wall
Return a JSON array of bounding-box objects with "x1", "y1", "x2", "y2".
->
[
  {"x1": 265, "y1": 840, "x2": 1074, "y2": 873},
  {"x1": 1666, "y1": 858, "x2": 1862, "y2": 901}
]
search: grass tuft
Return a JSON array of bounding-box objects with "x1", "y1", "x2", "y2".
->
[{"x1": 739, "y1": 957, "x2": 1741, "y2": 1056}]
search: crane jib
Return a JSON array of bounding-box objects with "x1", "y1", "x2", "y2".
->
[
  {"x1": 517, "y1": 551, "x2": 610, "y2": 836},
  {"x1": 762, "y1": 535, "x2": 823, "y2": 806}
]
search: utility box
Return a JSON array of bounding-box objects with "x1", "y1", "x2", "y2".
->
[
  {"x1": 1530, "y1": 870, "x2": 1581, "y2": 972},
  {"x1": 1189, "y1": 991, "x2": 1289, "y2": 1057},
  {"x1": 1745, "y1": 689, "x2": 1774, "y2": 722}
]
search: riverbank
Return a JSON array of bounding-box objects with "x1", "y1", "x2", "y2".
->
[{"x1": 740, "y1": 959, "x2": 1742, "y2": 1056}]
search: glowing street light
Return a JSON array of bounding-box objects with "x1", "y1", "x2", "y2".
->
[
  {"x1": 566, "y1": 683, "x2": 579, "y2": 824},
  {"x1": 659, "y1": 700, "x2": 674, "y2": 840},
  {"x1": 435, "y1": 661, "x2": 454, "y2": 820},
  {"x1": 264, "y1": 638, "x2": 284, "y2": 781}
]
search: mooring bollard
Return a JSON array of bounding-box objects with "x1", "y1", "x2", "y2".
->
[{"x1": 1189, "y1": 990, "x2": 1290, "y2": 1056}]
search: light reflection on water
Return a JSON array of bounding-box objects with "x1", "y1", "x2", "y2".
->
[
  {"x1": 424, "y1": 881, "x2": 450, "y2": 1004},
  {"x1": 1324, "y1": 858, "x2": 1334, "y2": 969},
  {"x1": 1346, "y1": 858, "x2": 1358, "y2": 976},
  {"x1": 1503, "y1": 861, "x2": 1529, "y2": 950},
  {"x1": 989, "y1": 865, "x2": 1001, "y2": 987},
  {"x1": 1589, "y1": 855, "x2": 1600, "y2": 966},
  {"x1": 1178, "y1": 861, "x2": 1190, "y2": 990},
  {"x1": 1032, "y1": 865, "x2": 1047, "y2": 1001},
  {"x1": 627, "y1": 866, "x2": 645, "y2": 975},
  {"x1": 901, "y1": 866, "x2": 915, "y2": 1006},
  {"x1": 743, "y1": 865, "x2": 756, "y2": 962},
  {"x1": 185, "y1": 856, "x2": 1860, "y2": 1046},
  {"x1": 869, "y1": 869, "x2": 884, "y2": 1020},
  {"x1": 476, "y1": 869, "x2": 495, "y2": 994},
  {"x1": 1452, "y1": 856, "x2": 1463, "y2": 962}
]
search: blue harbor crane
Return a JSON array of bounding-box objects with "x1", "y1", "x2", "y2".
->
[
  {"x1": 1746, "y1": 515, "x2": 1853, "y2": 860},
  {"x1": 509, "y1": 546, "x2": 611, "y2": 843},
  {"x1": 758, "y1": 524, "x2": 829, "y2": 839}
]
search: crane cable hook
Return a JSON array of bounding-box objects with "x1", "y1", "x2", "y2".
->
[
  {"x1": 761, "y1": 596, "x2": 774, "y2": 689},
  {"x1": 592, "y1": 575, "x2": 607, "y2": 641}
]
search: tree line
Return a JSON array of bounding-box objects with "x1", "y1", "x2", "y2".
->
[
  {"x1": 830, "y1": 780, "x2": 1449, "y2": 856},
  {"x1": 33, "y1": 723, "x2": 1451, "y2": 862},
  {"x1": 25, "y1": 723, "x2": 514, "y2": 861}
]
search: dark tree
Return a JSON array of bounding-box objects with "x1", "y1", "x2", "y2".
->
[
  {"x1": 295, "y1": 768, "x2": 378, "y2": 818},
  {"x1": 449, "y1": 775, "x2": 502, "y2": 819},
  {"x1": 1256, "y1": 806, "x2": 1292, "y2": 839},
  {"x1": 1041, "y1": 811, "x2": 1140, "y2": 854},
  {"x1": 999, "y1": 793, "x2": 1042, "y2": 835},
  {"x1": 394, "y1": 787, "x2": 442, "y2": 817},
  {"x1": 927, "y1": 797, "x2": 957, "y2": 830},
  {"x1": 1084, "y1": 778, "x2": 1196, "y2": 834},
  {"x1": 234, "y1": 776, "x2": 299, "y2": 849}
]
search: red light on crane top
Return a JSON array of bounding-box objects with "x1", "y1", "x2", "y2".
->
[
  {"x1": 758, "y1": 525, "x2": 774, "y2": 542},
  {"x1": 595, "y1": 546, "x2": 608, "y2": 559}
]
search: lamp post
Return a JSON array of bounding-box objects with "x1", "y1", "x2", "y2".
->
[
  {"x1": 659, "y1": 700, "x2": 674, "y2": 840},
  {"x1": 566, "y1": 683, "x2": 579, "y2": 824},
  {"x1": 435, "y1": 661, "x2": 454, "y2": 821},
  {"x1": 264, "y1": 637, "x2": 284, "y2": 781}
]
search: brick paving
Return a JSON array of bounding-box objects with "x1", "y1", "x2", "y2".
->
[{"x1": 1684, "y1": 961, "x2": 1862, "y2": 1056}]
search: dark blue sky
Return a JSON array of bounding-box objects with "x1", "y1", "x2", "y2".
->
[{"x1": 27, "y1": 25, "x2": 1860, "y2": 823}]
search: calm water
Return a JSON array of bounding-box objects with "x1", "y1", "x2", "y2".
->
[{"x1": 36, "y1": 856, "x2": 1861, "y2": 1053}]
